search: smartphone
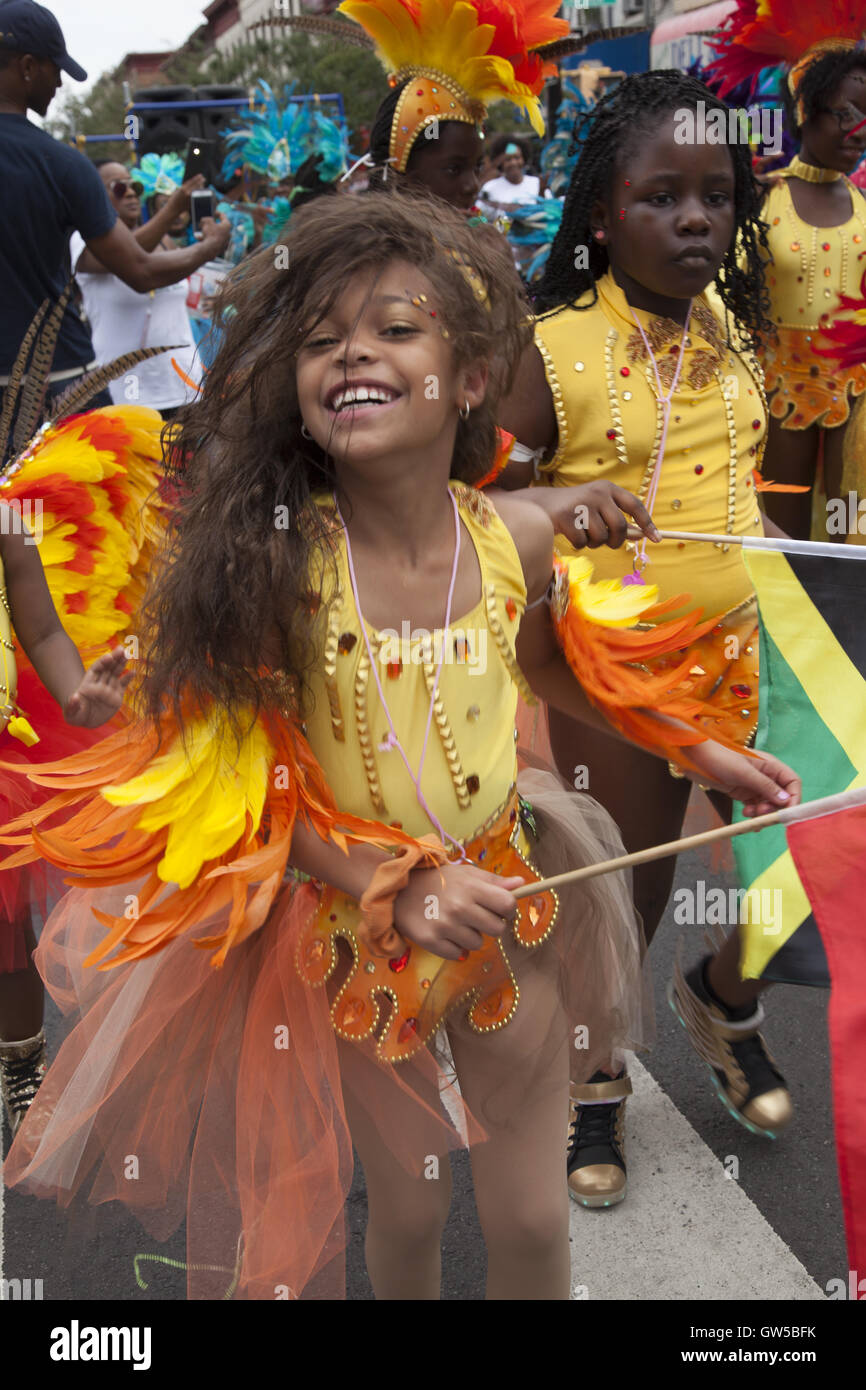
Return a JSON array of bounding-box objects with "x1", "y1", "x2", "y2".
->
[
  {"x1": 190, "y1": 189, "x2": 215, "y2": 238},
  {"x1": 183, "y1": 138, "x2": 215, "y2": 182}
]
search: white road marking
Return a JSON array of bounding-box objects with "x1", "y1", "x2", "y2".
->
[{"x1": 569, "y1": 1056, "x2": 823, "y2": 1300}]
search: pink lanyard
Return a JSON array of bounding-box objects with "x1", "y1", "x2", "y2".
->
[
  {"x1": 627, "y1": 300, "x2": 693, "y2": 579},
  {"x1": 335, "y1": 489, "x2": 468, "y2": 858}
]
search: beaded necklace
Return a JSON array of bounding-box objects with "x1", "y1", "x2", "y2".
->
[{"x1": 336, "y1": 488, "x2": 468, "y2": 858}]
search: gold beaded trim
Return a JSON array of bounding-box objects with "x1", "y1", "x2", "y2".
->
[
  {"x1": 322, "y1": 595, "x2": 345, "y2": 743},
  {"x1": 634, "y1": 370, "x2": 664, "y2": 507},
  {"x1": 509, "y1": 821, "x2": 559, "y2": 951},
  {"x1": 750, "y1": 356, "x2": 769, "y2": 473},
  {"x1": 420, "y1": 647, "x2": 471, "y2": 810},
  {"x1": 353, "y1": 641, "x2": 387, "y2": 815},
  {"x1": 604, "y1": 328, "x2": 631, "y2": 474},
  {"x1": 714, "y1": 367, "x2": 739, "y2": 549},
  {"x1": 534, "y1": 330, "x2": 568, "y2": 461},
  {"x1": 485, "y1": 583, "x2": 536, "y2": 704}
]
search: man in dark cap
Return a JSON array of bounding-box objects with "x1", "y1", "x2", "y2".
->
[{"x1": 0, "y1": 1, "x2": 230, "y2": 428}]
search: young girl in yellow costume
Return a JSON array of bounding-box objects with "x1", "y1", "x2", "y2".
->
[
  {"x1": 497, "y1": 69, "x2": 798, "y2": 1207},
  {"x1": 708, "y1": 1, "x2": 866, "y2": 540},
  {"x1": 0, "y1": 182, "x2": 799, "y2": 1302}
]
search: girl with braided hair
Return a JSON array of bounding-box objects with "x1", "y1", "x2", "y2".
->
[{"x1": 496, "y1": 69, "x2": 796, "y2": 1209}]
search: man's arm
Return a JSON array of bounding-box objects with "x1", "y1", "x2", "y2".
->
[
  {"x1": 82, "y1": 214, "x2": 230, "y2": 293},
  {"x1": 75, "y1": 177, "x2": 207, "y2": 274}
]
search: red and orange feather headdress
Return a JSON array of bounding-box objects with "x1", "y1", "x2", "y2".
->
[
  {"x1": 707, "y1": 2, "x2": 866, "y2": 120},
  {"x1": 337, "y1": 0, "x2": 569, "y2": 170}
]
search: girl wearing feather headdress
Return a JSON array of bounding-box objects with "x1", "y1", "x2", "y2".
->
[
  {"x1": 707, "y1": 1, "x2": 866, "y2": 540},
  {"x1": 0, "y1": 188, "x2": 799, "y2": 1301}
]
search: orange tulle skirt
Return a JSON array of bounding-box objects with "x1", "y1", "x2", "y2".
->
[
  {"x1": 4, "y1": 768, "x2": 652, "y2": 1298},
  {"x1": 0, "y1": 673, "x2": 109, "y2": 972}
]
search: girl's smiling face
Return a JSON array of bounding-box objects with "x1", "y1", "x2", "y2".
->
[
  {"x1": 296, "y1": 259, "x2": 487, "y2": 466},
  {"x1": 593, "y1": 112, "x2": 736, "y2": 311}
]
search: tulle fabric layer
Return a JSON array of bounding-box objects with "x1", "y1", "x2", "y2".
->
[
  {"x1": 0, "y1": 673, "x2": 108, "y2": 972},
  {"x1": 4, "y1": 768, "x2": 651, "y2": 1299}
]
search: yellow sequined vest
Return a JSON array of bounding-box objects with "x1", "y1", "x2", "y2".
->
[
  {"x1": 303, "y1": 483, "x2": 533, "y2": 842},
  {"x1": 533, "y1": 271, "x2": 766, "y2": 619},
  {"x1": 760, "y1": 178, "x2": 866, "y2": 428}
]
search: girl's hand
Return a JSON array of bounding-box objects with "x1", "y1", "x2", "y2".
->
[
  {"x1": 393, "y1": 861, "x2": 525, "y2": 961},
  {"x1": 680, "y1": 741, "x2": 802, "y2": 817},
  {"x1": 534, "y1": 482, "x2": 660, "y2": 549},
  {"x1": 63, "y1": 649, "x2": 131, "y2": 727}
]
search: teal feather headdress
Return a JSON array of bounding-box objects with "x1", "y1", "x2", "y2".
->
[
  {"x1": 220, "y1": 82, "x2": 351, "y2": 185},
  {"x1": 131, "y1": 152, "x2": 186, "y2": 199}
]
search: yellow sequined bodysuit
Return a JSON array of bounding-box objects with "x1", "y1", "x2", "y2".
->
[
  {"x1": 761, "y1": 176, "x2": 866, "y2": 428},
  {"x1": 532, "y1": 272, "x2": 764, "y2": 743},
  {"x1": 297, "y1": 483, "x2": 559, "y2": 1063}
]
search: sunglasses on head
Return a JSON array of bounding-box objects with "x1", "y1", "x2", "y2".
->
[{"x1": 110, "y1": 179, "x2": 144, "y2": 198}]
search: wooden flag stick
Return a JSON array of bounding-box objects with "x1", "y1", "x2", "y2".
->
[
  {"x1": 512, "y1": 786, "x2": 866, "y2": 899},
  {"x1": 626, "y1": 526, "x2": 866, "y2": 559}
]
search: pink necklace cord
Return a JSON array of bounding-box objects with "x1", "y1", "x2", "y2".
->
[
  {"x1": 336, "y1": 489, "x2": 468, "y2": 859},
  {"x1": 628, "y1": 300, "x2": 693, "y2": 572}
]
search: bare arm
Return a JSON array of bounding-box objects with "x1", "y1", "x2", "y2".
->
[
  {"x1": 762, "y1": 512, "x2": 789, "y2": 540},
  {"x1": 81, "y1": 214, "x2": 230, "y2": 294},
  {"x1": 496, "y1": 340, "x2": 558, "y2": 488},
  {"x1": 0, "y1": 519, "x2": 129, "y2": 725}
]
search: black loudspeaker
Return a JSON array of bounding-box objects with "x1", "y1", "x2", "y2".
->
[
  {"x1": 193, "y1": 86, "x2": 249, "y2": 151},
  {"x1": 132, "y1": 86, "x2": 199, "y2": 157}
]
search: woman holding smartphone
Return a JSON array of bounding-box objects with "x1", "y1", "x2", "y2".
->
[{"x1": 69, "y1": 162, "x2": 209, "y2": 418}]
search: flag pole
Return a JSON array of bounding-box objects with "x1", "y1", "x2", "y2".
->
[
  {"x1": 513, "y1": 786, "x2": 866, "y2": 899},
  {"x1": 626, "y1": 526, "x2": 866, "y2": 559}
]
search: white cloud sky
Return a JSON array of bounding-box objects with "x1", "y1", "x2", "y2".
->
[{"x1": 48, "y1": 0, "x2": 211, "y2": 92}]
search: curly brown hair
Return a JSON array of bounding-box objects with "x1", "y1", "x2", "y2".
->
[{"x1": 141, "y1": 191, "x2": 531, "y2": 738}]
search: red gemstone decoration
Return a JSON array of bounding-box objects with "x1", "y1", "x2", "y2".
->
[
  {"x1": 505, "y1": 597, "x2": 517, "y2": 620},
  {"x1": 338, "y1": 632, "x2": 357, "y2": 654},
  {"x1": 386, "y1": 659, "x2": 402, "y2": 678},
  {"x1": 466, "y1": 774, "x2": 480, "y2": 794},
  {"x1": 822, "y1": 242, "x2": 831, "y2": 251},
  {"x1": 416, "y1": 88, "x2": 424, "y2": 96},
  {"x1": 398, "y1": 1017, "x2": 418, "y2": 1043},
  {"x1": 731, "y1": 683, "x2": 752, "y2": 699},
  {"x1": 389, "y1": 948, "x2": 411, "y2": 973},
  {"x1": 620, "y1": 366, "x2": 630, "y2": 377},
  {"x1": 752, "y1": 420, "x2": 761, "y2": 429},
  {"x1": 694, "y1": 464, "x2": 704, "y2": 475},
  {"x1": 606, "y1": 429, "x2": 617, "y2": 440}
]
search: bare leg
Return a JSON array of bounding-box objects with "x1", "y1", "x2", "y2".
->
[
  {"x1": 547, "y1": 709, "x2": 691, "y2": 945},
  {"x1": 338, "y1": 1043, "x2": 453, "y2": 1301},
  {"x1": 448, "y1": 957, "x2": 571, "y2": 1300},
  {"x1": 760, "y1": 418, "x2": 820, "y2": 538},
  {"x1": 0, "y1": 917, "x2": 43, "y2": 1041},
  {"x1": 706, "y1": 928, "x2": 772, "y2": 1008},
  {"x1": 822, "y1": 420, "x2": 849, "y2": 543}
]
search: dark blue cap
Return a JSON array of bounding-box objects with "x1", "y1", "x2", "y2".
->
[{"x1": 0, "y1": 1, "x2": 87, "y2": 81}]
